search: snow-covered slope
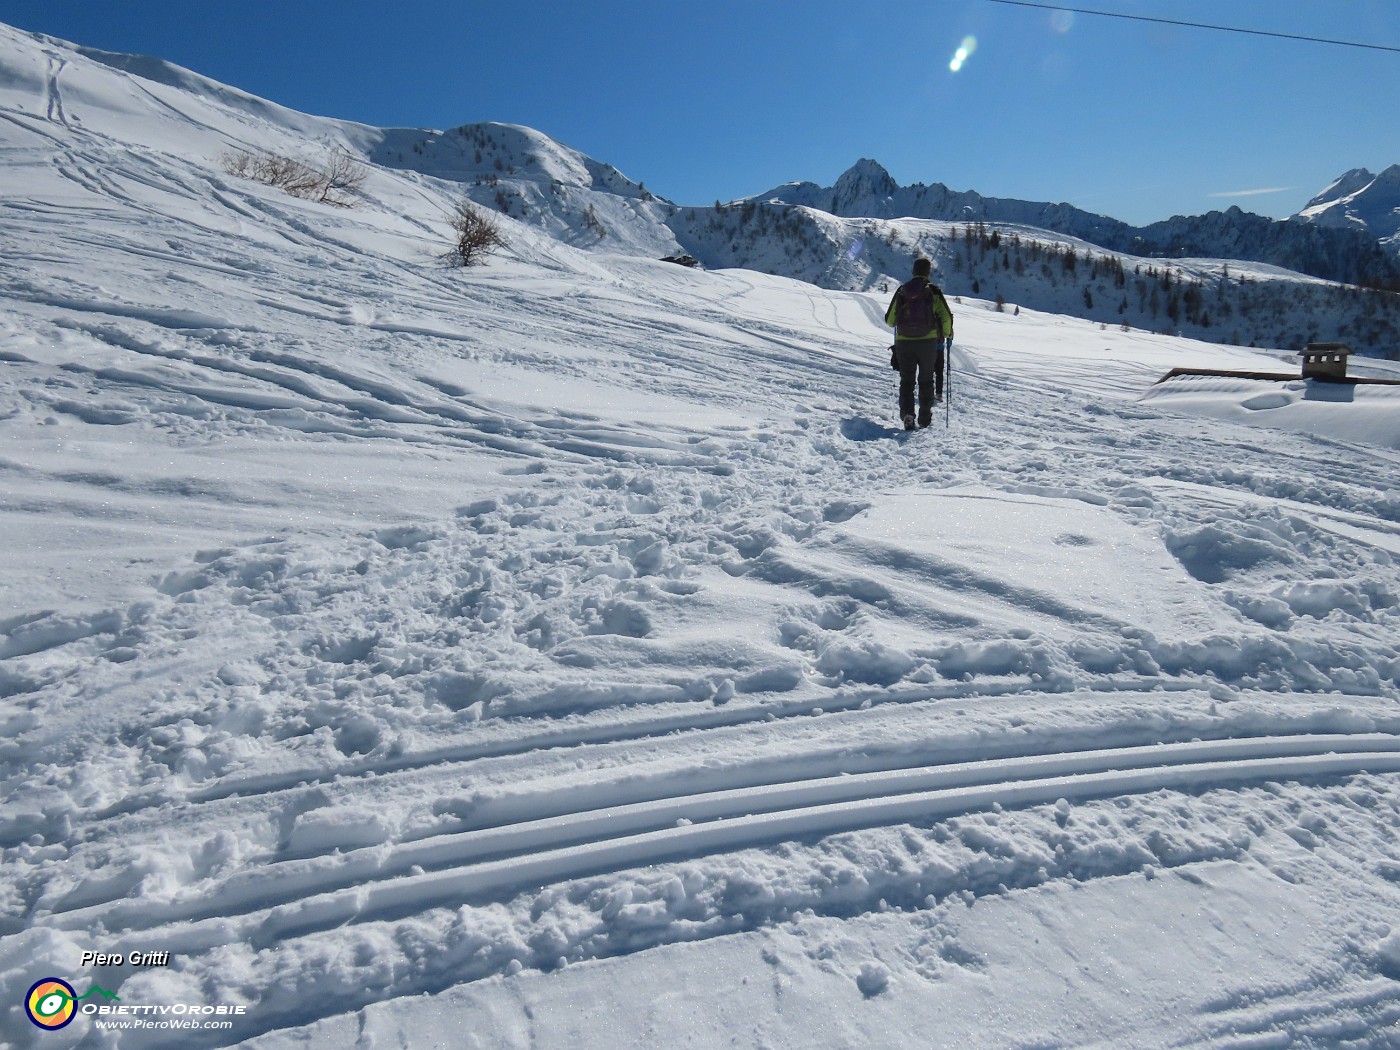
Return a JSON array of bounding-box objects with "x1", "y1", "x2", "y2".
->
[
  {"x1": 363, "y1": 121, "x2": 684, "y2": 257},
  {"x1": 3, "y1": 21, "x2": 1400, "y2": 1050}
]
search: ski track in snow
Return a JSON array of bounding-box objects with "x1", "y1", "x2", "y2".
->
[{"x1": 2, "y1": 24, "x2": 1400, "y2": 1049}]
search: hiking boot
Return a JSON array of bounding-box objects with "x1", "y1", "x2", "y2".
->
[{"x1": 902, "y1": 414, "x2": 916, "y2": 431}]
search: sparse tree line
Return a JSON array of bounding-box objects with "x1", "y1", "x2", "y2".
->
[
  {"x1": 679, "y1": 201, "x2": 824, "y2": 262},
  {"x1": 940, "y1": 221, "x2": 1400, "y2": 355}
]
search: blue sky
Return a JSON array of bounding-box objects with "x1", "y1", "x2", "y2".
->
[{"x1": 3, "y1": 0, "x2": 1397, "y2": 225}]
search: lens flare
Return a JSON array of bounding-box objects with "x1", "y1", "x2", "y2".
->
[
  {"x1": 949, "y1": 35, "x2": 978, "y2": 73},
  {"x1": 1050, "y1": 10, "x2": 1074, "y2": 33}
]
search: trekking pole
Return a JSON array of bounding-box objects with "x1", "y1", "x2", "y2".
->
[{"x1": 945, "y1": 338, "x2": 952, "y2": 428}]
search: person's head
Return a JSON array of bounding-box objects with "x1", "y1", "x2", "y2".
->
[{"x1": 912, "y1": 257, "x2": 932, "y2": 278}]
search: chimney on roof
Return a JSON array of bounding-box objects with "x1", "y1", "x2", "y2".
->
[{"x1": 1300, "y1": 342, "x2": 1351, "y2": 380}]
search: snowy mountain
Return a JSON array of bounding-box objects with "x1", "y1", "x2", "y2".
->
[
  {"x1": 1296, "y1": 164, "x2": 1400, "y2": 256},
  {"x1": 4, "y1": 20, "x2": 1400, "y2": 1050},
  {"x1": 752, "y1": 158, "x2": 1400, "y2": 290},
  {"x1": 366, "y1": 121, "x2": 684, "y2": 258}
]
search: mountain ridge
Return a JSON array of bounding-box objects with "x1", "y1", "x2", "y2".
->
[
  {"x1": 1299, "y1": 164, "x2": 1400, "y2": 251},
  {"x1": 749, "y1": 158, "x2": 1400, "y2": 291}
]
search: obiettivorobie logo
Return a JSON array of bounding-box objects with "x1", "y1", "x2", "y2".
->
[
  {"x1": 25, "y1": 978, "x2": 120, "y2": 1030},
  {"x1": 23, "y1": 973, "x2": 247, "y2": 1034}
]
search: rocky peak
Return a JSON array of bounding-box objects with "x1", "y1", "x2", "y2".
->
[
  {"x1": 832, "y1": 159, "x2": 898, "y2": 206},
  {"x1": 1298, "y1": 164, "x2": 1400, "y2": 241},
  {"x1": 1305, "y1": 168, "x2": 1378, "y2": 211},
  {"x1": 1375, "y1": 163, "x2": 1400, "y2": 186}
]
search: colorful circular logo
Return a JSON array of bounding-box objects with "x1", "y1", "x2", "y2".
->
[{"x1": 26, "y1": 978, "x2": 77, "y2": 1030}]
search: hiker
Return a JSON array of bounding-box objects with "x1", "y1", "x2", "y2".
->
[{"x1": 885, "y1": 257, "x2": 954, "y2": 430}]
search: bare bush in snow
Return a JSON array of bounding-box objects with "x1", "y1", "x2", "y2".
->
[
  {"x1": 448, "y1": 197, "x2": 507, "y2": 267},
  {"x1": 221, "y1": 147, "x2": 367, "y2": 207}
]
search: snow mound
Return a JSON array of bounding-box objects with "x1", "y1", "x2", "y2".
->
[
  {"x1": 1142, "y1": 373, "x2": 1400, "y2": 450},
  {"x1": 838, "y1": 486, "x2": 1219, "y2": 640}
]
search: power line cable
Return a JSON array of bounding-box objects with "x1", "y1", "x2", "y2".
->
[{"x1": 979, "y1": 0, "x2": 1400, "y2": 54}]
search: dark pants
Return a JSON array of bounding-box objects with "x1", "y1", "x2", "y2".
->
[{"x1": 896, "y1": 339, "x2": 944, "y2": 423}]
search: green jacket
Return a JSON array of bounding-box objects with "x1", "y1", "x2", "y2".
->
[{"x1": 886, "y1": 278, "x2": 954, "y2": 342}]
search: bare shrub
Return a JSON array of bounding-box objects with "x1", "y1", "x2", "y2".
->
[
  {"x1": 448, "y1": 197, "x2": 507, "y2": 267},
  {"x1": 313, "y1": 150, "x2": 369, "y2": 207},
  {"x1": 221, "y1": 146, "x2": 367, "y2": 207}
]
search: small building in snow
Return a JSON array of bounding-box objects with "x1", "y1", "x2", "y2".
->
[{"x1": 1299, "y1": 342, "x2": 1351, "y2": 380}]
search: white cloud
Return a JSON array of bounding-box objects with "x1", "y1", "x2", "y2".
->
[{"x1": 1208, "y1": 187, "x2": 1297, "y2": 198}]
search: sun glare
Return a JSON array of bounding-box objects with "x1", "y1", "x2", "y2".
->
[{"x1": 949, "y1": 35, "x2": 978, "y2": 72}]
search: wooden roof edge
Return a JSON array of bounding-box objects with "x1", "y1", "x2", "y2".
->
[
  {"x1": 1154, "y1": 367, "x2": 1298, "y2": 384},
  {"x1": 1155, "y1": 367, "x2": 1400, "y2": 387}
]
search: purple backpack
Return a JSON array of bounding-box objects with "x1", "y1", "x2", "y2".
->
[{"x1": 896, "y1": 279, "x2": 940, "y2": 339}]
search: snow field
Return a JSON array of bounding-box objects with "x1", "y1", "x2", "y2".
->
[{"x1": 2, "y1": 22, "x2": 1400, "y2": 1048}]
